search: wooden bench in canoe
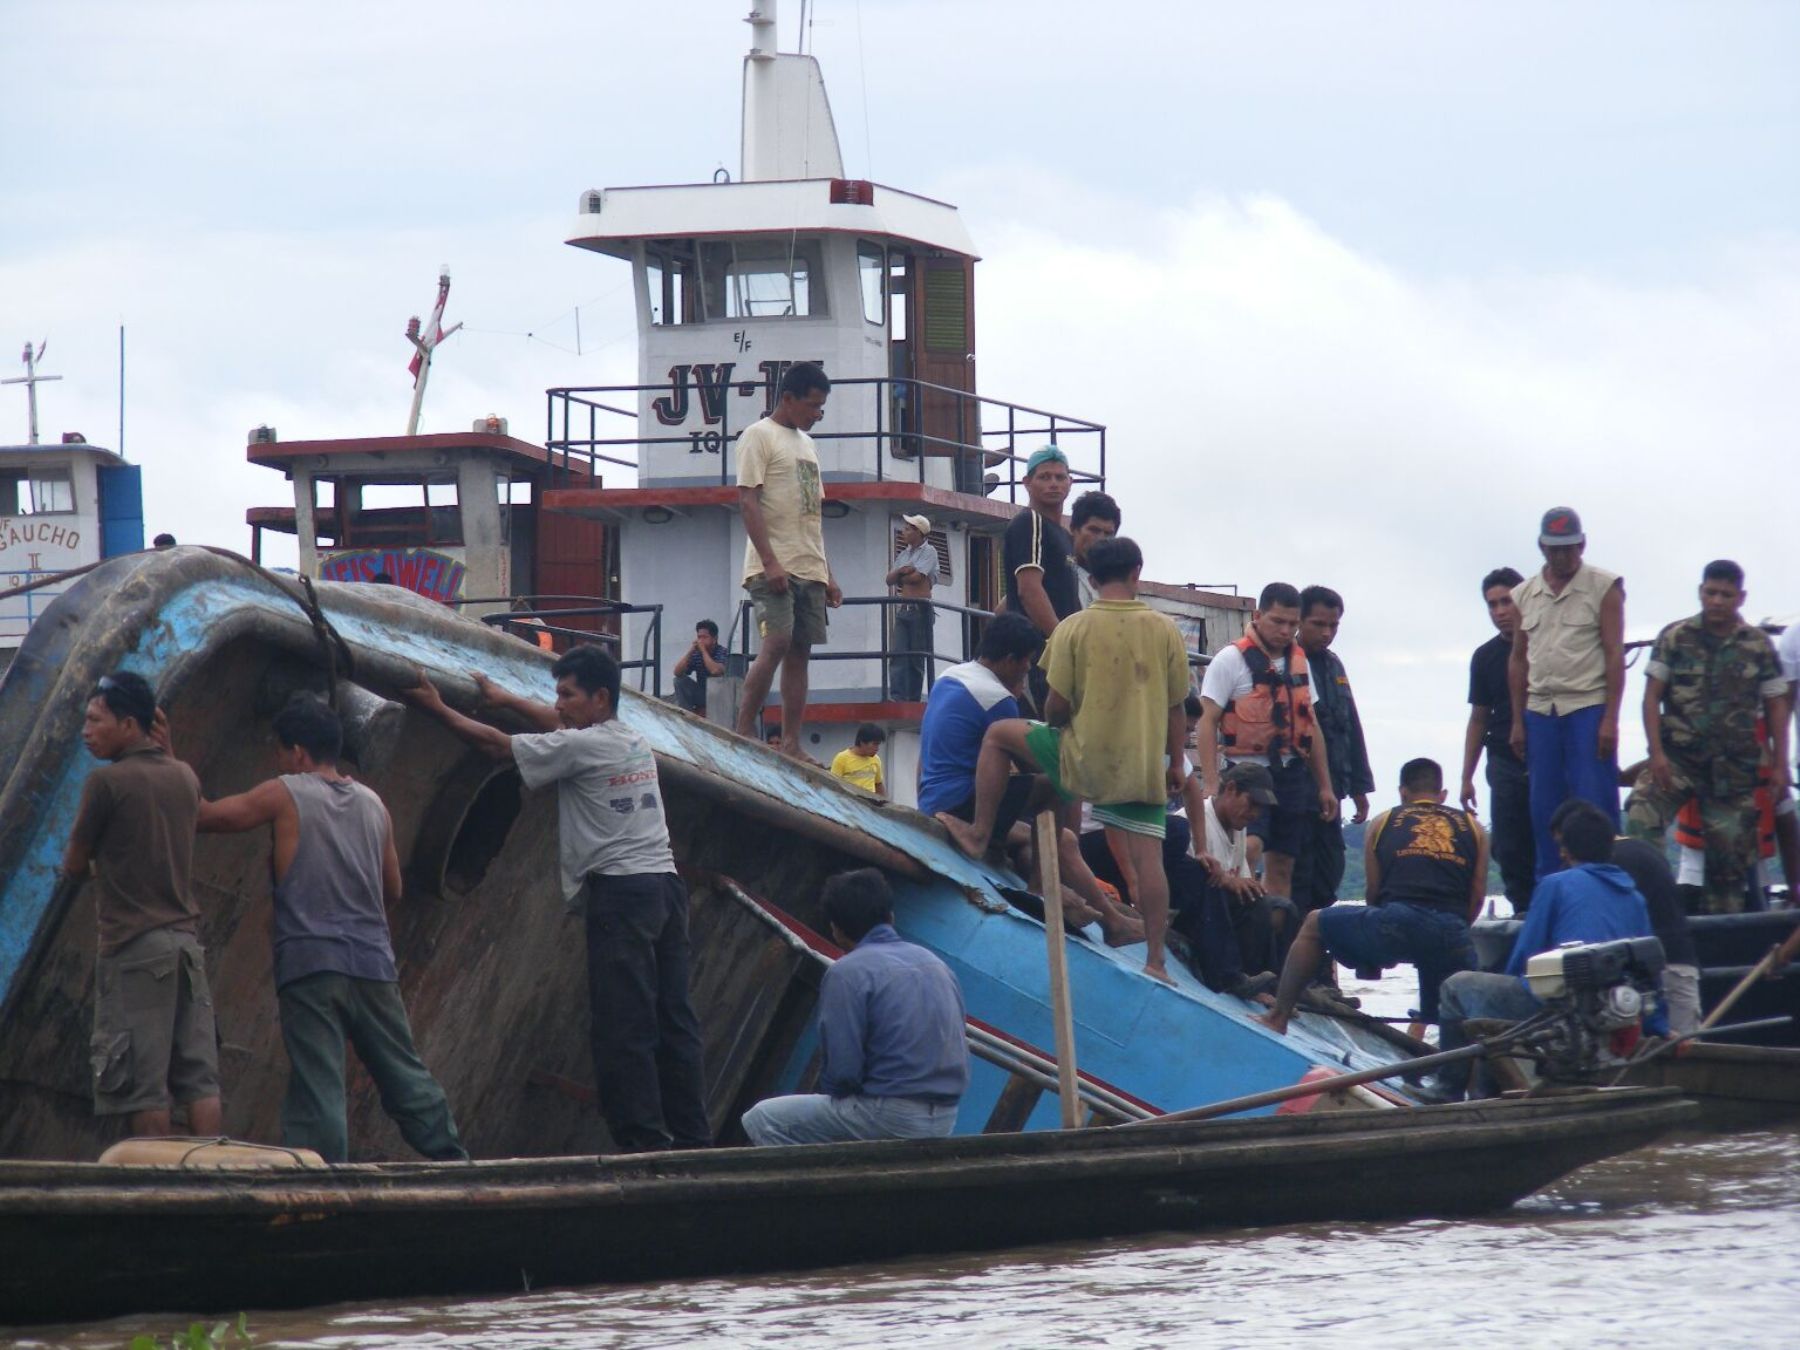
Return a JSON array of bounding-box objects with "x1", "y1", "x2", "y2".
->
[{"x1": 0, "y1": 1088, "x2": 1694, "y2": 1326}]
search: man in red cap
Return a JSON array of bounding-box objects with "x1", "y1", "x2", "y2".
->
[{"x1": 1507, "y1": 507, "x2": 1626, "y2": 880}]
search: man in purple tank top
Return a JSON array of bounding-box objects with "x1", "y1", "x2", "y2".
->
[{"x1": 188, "y1": 695, "x2": 466, "y2": 1163}]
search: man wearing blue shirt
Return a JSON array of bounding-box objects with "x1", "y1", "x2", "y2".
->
[
  {"x1": 743, "y1": 870, "x2": 969, "y2": 1145},
  {"x1": 918, "y1": 613, "x2": 1042, "y2": 831},
  {"x1": 1419, "y1": 799, "x2": 1656, "y2": 1102}
]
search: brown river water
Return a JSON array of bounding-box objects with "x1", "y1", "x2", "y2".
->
[{"x1": 13, "y1": 977, "x2": 1800, "y2": 1349}]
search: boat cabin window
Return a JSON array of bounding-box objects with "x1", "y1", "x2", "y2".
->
[
  {"x1": 858, "y1": 242, "x2": 885, "y2": 326},
  {"x1": 314, "y1": 474, "x2": 465, "y2": 549},
  {"x1": 700, "y1": 240, "x2": 825, "y2": 320},
  {"x1": 1, "y1": 468, "x2": 76, "y2": 516},
  {"x1": 645, "y1": 240, "x2": 699, "y2": 326}
]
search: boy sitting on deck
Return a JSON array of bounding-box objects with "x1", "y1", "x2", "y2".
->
[{"x1": 940, "y1": 537, "x2": 1191, "y2": 982}]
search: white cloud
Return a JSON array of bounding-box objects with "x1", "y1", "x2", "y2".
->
[{"x1": 968, "y1": 191, "x2": 1800, "y2": 788}]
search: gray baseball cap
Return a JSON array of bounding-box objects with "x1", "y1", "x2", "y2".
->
[{"x1": 1222, "y1": 762, "x2": 1278, "y2": 805}]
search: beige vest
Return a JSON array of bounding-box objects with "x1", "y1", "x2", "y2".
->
[{"x1": 1513, "y1": 563, "x2": 1620, "y2": 714}]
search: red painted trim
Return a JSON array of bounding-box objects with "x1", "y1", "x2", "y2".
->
[
  {"x1": 687, "y1": 867, "x2": 1161, "y2": 1115},
  {"x1": 764, "y1": 701, "x2": 923, "y2": 727}
]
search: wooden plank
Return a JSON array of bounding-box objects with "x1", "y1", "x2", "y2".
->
[
  {"x1": 1034, "y1": 810, "x2": 1081, "y2": 1130},
  {"x1": 981, "y1": 1074, "x2": 1046, "y2": 1135}
]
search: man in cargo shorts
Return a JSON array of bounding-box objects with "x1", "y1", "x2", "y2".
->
[
  {"x1": 734, "y1": 361, "x2": 843, "y2": 757},
  {"x1": 63, "y1": 670, "x2": 223, "y2": 1137}
]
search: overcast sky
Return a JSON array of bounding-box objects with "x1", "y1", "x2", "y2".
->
[{"x1": 5, "y1": 0, "x2": 1797, "y2": 804}]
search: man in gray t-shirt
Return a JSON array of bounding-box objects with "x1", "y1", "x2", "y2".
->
[{"x1": 408, "y1": 646, "x2": 710, "y2": 1153}]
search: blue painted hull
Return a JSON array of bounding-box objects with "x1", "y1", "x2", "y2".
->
[{"x1": 0, "y1": 550, "x2": 1411, "y2": 1159}]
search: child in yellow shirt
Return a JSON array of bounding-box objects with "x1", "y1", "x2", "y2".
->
[{"x1": 830, "y1": 724, "x2": 887, "y2": 798}]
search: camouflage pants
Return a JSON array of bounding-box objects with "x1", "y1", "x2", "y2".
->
[{"x1": 1624, "y1": 760, "x2": 1758, "y2": 915}]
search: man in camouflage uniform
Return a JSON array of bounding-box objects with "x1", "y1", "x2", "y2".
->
[{"x1": 1625, "y1": 560, "x2": 1792, "y2": 913}]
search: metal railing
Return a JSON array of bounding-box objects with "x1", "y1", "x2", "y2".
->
[
  {"x1": 452, "y1": 595, "x2": 665, "y2": 698},
  {"x1": 0, "y1": 570, "x2": 58, "y2": 642},
  {"x1": 730, "y1": 593, "x2": 1210, "y2": 704},
  {"x1": 544, "y1": 374, "x2": 1106, "y2": 506}
]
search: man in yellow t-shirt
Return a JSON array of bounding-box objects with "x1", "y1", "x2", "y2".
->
[
  {"x1": 734, "y1": 362, "x2": 844, "y2": 758},
  {"x1": 941, "y1": 537, "x2": 1190, "y2": 982},
  {"x1": 830, "y1": 724, "x2": 887, "y2": 798}
]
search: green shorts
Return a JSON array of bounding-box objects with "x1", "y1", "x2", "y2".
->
[
  {"x1": 746, "y1": 576, "x2": 829, "y2": 645},
  {"x1": 90, "y1": 926, "x2": 220, "y2": 1116},
  {"x1": 1020, "y1": 724, "x2": 1166, "y2": 839}
]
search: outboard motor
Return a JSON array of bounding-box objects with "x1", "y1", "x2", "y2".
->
[{"x1": 1520, "y1": 937, "x2": 1667, "y2": 1081}]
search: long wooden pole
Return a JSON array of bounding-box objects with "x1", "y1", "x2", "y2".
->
[
  {"x1": 1697, "y1": 924, "x2": 1800, "y2": 1032},
  {"x1": 1035, "y1": 809, "x2": 1081, "y2": 1129}
]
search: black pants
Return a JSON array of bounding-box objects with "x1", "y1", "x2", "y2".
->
[
  {"x1": 584, "y1": 873, "x2": 712, "y2": 1152},
  {"x1": 1487, "y1": 754, "x2": 1535, "y2": 913},
  {"x1": 1291, "y1": 811, "x2": 1347, "y2": 915}
]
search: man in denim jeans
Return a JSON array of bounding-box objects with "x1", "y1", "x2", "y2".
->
[
  {"x1": 743, "y1": 870, "x2": 968, "y2": 1145},
  {"x1": 1258, "y1": 758, "x2": 1486, "y2": 1035},
  {"x1": 1418, "y1": 800, "x2": 1658, "y2": 1102}
]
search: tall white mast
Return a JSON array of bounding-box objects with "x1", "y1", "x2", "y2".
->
[{"x1": 2, "y1": 343, "x2": 62, "y2": 445}]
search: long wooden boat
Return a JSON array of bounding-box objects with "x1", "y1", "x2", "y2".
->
[
  {"x1": 0, "y1": 1088, "x2": 1694, "y2": 1326},
  {"x1": 0, "y1": 549, "x2": 1410, "y2": 1164},
  {"x1": 1615, "y1": 1042, "x2": 1800, "y2": 1131}
]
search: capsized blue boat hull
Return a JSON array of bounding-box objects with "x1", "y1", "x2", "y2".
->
[{"x1": 0, "y1": 549, "x2": 1411, "y2": 1159}]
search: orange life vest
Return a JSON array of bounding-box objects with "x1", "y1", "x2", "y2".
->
[{"x1": 1220, "y1": 636, "x2": 1315, "y2": 758}]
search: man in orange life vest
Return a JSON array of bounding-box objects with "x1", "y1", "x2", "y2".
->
[{"x1": 1196, "y1": 582, "x2": 1337, "y2": 903}]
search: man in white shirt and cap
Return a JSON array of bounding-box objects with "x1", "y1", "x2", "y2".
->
[{"x1": 886, "y1": 513, "x2": 941, "y2": 701}]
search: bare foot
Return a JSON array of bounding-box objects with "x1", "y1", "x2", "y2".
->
[
  {"x1": 1254, "y1": 1011, "x2": 1289, "y2": 1035},
  {"x1": 1142, "y1": 961, "x2": 1176, "y2": 986},
  {"x1": 937, "y1": 812, "x2": 988, "y2": 859},
  {"x1": 1103, "y1": 917, "x2": 1146, "y2": 948},
  {"x1": 1253, "y1": 992, "x2": 1277, "y2": 1008},
  {"x1": 781, "y1": 743, "x2": 823, "y2": 768}
]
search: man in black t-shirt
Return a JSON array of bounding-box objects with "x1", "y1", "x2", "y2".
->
[
  {"x1": 1001, "y1": 444, "x2": 1080, "y2": 713},
  {"x1": 1459, "y1": 567, "x2": 1535, "y2": 912}
]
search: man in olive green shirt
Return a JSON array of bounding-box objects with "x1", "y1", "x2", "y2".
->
[{"x1": 942, "y1": 537, "x2": 1189, "y2": 981}]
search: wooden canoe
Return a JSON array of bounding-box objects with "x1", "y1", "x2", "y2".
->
[
  {"x1": 1615, "y1": 1042, "x2": 1800, "y2": 1131},
  {"x1": 0, "y1": 1088, "x2": 1694, "y2": 1326}
]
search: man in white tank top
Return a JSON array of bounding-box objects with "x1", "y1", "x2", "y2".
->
[{"x1": 190, "y1": 695, "x2": 466, "y2": 1163}]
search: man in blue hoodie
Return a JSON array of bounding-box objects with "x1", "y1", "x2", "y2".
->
[{"x1": 1420, "y1": 799, "x2": 1655, "y2": 1102}]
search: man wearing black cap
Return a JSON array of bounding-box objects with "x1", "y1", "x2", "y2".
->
[
  {"x1": 1196, "y1": 762, "x2": 1299, "y2": 978},
  {"x1": 1507, "y1": 507, "x2": 1626, "y2": 880}
]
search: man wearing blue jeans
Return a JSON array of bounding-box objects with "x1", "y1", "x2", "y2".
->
[
  {"x1": 743, "y1": 869, "x2": 968, "y2": 1145},
  {"x1": 1258, "y1": 758, "x2": 1485, "y2": 1035},
  {"x1": 1508, "y1": 507, "x2": 1626, "y2": 879},
  {"x1": 1420, "y1": 799, "x2": 1658, "y2": 1102}
]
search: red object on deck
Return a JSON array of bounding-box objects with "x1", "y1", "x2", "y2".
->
[{"x1": 1276, "y1": 1065, "x2": 1342, "y2": 1116}]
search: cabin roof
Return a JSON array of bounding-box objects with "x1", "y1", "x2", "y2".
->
[
  {"x1": 567, "y1": 179, "x2": 979, "y2": 261},
  {"x1": 245, "y1": 431, "x2": 595, "y2": 481},
  {"x1": 0, "y1": 442, "x2": 127, "y2": 469}
]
